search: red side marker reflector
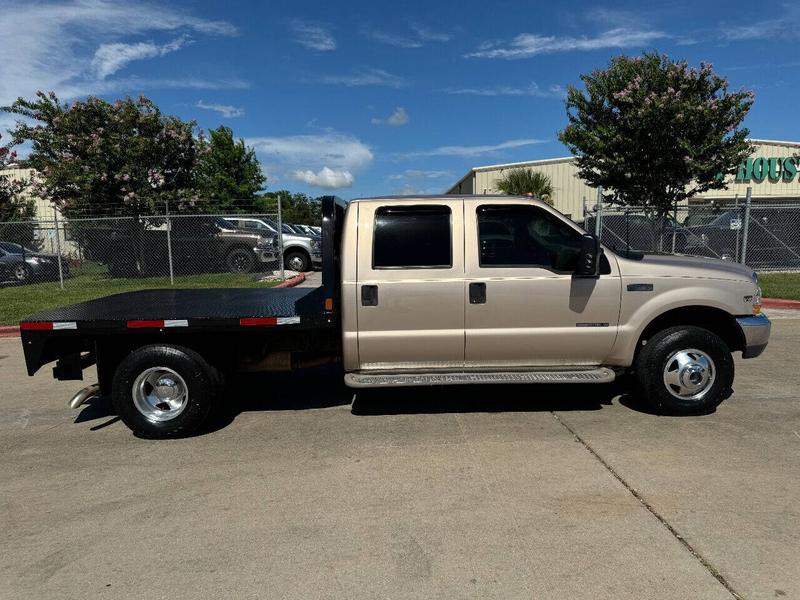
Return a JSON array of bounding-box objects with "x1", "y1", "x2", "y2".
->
[
  {"x1": 127, "y1": 320, "x2": 165, "y2": 329},
  {"x1": 240, "y1": 317, "x2": 278, "y2": 326},
  {"x1": 20, "y1": 322, "x2": 53, "y2": 331}
]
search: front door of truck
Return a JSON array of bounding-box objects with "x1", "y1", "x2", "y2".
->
[
  {"x1": 356, "y1": 199, "x2": 465, "y2": 370},
  {"x1": 464, "y1": 200, "x2": 621, "y2": 366}
]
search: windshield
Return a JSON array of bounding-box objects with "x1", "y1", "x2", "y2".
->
[{"x1": 0, "y1": 242, "x2": 37, "y2": 254}]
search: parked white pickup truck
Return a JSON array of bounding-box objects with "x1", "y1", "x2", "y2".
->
[{"x1": 20, "y1": 195, "x2": 770, "y2": 437}]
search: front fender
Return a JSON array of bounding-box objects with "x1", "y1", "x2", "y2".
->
[{"x1": 606, "y1": 277, "x2": 751, "y2": 365}]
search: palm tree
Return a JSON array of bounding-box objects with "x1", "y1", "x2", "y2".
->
[{"x1": 495, "y1": 169, "x2": 554, "y2": 205}]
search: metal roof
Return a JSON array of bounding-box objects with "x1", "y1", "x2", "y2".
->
[{"x1": 350, "y1": 194, "x2": 529, "y2": 203}]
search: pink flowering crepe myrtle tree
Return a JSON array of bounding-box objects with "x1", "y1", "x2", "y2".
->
[
  {"x1": 2, "y1": 92, "x2": 202, "y2": 274},
  {"x1": 559, "y1": 52, "x2": 755, "y2": 241},
  {"x1": 0, "y1": 136, "x2": 38, "y2": 248}
]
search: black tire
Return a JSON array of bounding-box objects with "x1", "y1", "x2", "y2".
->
[
  {"x1": 284, "y1": 250, "x2": 310, "y2": 272},
  {"x1": 226, "y1": 247, "x2": 256, "y2": 273},
  {"x1": 112, "y1": 344, "x2": 223, "y2": 438},
  {"x1": 13, "y1": 262, "x2": 30, "y2": 283},
  {"x1": 634, "y1": 326, "x2": 734, "y2": 415}
]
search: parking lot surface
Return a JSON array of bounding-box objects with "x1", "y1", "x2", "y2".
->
[{"x1": 1, "y1": 313, "x2": 798, "y2": 599}]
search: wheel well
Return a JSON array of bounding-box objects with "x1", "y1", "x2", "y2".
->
[
  {"x1": 283, "y1": 246, "x2": 310, "y2": 259},
  {"x1": 636, "y1": 306, "x2": 745, "y2": 356},
  {"x1": 226, "y1": 244, "x2": 252, "y2": 256}
]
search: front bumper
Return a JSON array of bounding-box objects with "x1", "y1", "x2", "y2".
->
[
  {"x1": 255, "y1": 248, "x2": 278, "y2": 263},
  {"x1": 736, "y1": 314, "x2": 771, "y2": 358},
  {"x1": 311, "y1": 252, "x2": 322, "y2": 265}
]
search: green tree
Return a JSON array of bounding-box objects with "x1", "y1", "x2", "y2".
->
[
  {"x1": 196, "y1": 126, "x2": 265, "y2": 213},
  {"x1": 0, "y1": 139, "x2": 37, "y2": 248},
  {"x1": 3, "y1": 92, "x2": 200, "y2": 217},
  {"x1": 256, "y1": 191, "x2": 322, "y2": 225},
  {"x1": 3, "y1": 92, "x2": 201, "y2": 273},
  {"x1": 559, "y1": 53, "x2": 754, "y2": 218},
  {"x1": 495, "y1": 169, "x2": 554, "y2": 205}
]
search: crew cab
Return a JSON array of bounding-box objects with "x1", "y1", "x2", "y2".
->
[{"x1": 18, "y1": 195, "x2": 770, "y2": 437}]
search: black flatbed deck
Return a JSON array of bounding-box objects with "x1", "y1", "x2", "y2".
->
[
  {"x1": 21, "y1": 287, "x2": 329, "y2": 331},
  {"x1": 19, "y1": 196, "x2": 347, "y2": 379}
]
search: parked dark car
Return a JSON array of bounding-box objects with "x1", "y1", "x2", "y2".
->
[
  {"x1": 0, "y1": 241, "x2": 69, "y2": 284},
  {"x1": 583, "y1": 214, "x2": 702, "y2": 254},
  {"x1": 685, "y1": 207, "x2": 800, "y2": 268},
  {"x1": 78, "y1": 216, "x2": 278, "y2": 277}
]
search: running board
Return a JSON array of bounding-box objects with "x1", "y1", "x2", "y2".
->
[{"x1": 345, "y1": 368, "x2": 616, "y2": 388}]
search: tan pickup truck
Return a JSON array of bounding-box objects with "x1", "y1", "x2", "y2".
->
[{"x1": 20, "y1": 195, "x2": 771, "y2": 437}]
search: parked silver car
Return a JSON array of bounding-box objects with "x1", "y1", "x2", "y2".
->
[{"x1": 226, "y1": 217, "x2": 322, "y2": 272}]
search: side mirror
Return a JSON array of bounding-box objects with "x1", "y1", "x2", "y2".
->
[{"x1": 575, "y1": 233, "x2": 602, "y2": 277}]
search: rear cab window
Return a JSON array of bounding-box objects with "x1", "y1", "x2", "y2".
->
[{"x1": 373, "y1": 205, "x2": 452, "y2": 269}]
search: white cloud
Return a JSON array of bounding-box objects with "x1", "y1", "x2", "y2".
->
[
  {"x1": 313, "y1": 67, "x2": 407, "y2": 88},
  {"x1": 291, "y1": 21, "x2": 336, "y2": 51},
  {"x1": 247, "y1": 132, "x2": 372, "y2": 187},
  {"x1": 291, "y1": 167, "x2": 354, "y2": 189},
  {"x1": 361, "y1": 23, "x2": 453, "y2": 48},
  {"x1": 410, "y1": 24, "x2": 452, "y2": 43},
  {"x1": 389, "y1": 169, "x2": 452, "y2": 180},
  {"x1": 195, "y1": 100, "x2": 244, "y2": 118},
  {"x1": 361, "y1": 27, "x2": 422, "y2": 48},
  {"x1": 92, "y1": 35, "x2": 191, "y2": 79},
  {"x1": 466, "y1": 28, "x2": 668, "y2": 59},
  {"x1": 67, "y1": 76, "x2": 249, "y2": 97},
  {"x1": 399, "y1": 138, "x2": 548, "y2": 159},
  {"x1": 371, "y1": 107, "x2": 409, "y2": 126},
  {"x1": 446, "y1": 82, "x2": 565, "y2": 97},
  {"x1": 0, "y1": 0, "x2": 238, "y2": 105},
  {"x1": 247, "y1": 133, "x2": 373, "y2": 171}
]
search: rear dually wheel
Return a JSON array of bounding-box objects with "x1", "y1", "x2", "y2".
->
[{"x1": 112, "y1": 344, "x2": 223, "y2": 438}]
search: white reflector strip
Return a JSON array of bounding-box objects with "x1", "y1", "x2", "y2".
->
[
  {"x1": 276, "y1": 317, "x2": 301, "y2": 325},
  {"x1": 53, "y1": 322, "x2": 78, "y2": 330},
  {"x1": 164, "y1": 320, "x2": 189, "y2": 328}
]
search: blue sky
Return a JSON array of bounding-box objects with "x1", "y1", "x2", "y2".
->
[{"x1": 1, "y1": 0, "x2": 799, "y2": 199}]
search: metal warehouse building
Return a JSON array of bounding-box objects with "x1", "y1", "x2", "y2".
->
[{"x1": 447, "y1": 139, "x2": 800, "y2": 219}]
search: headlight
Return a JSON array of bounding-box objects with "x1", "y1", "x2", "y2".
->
[
  {"x1": 752, "y1": 286, "x2": 762, "y2": 315},
  {"x1": 25, "y1": 256, "x2": 42, "y2": 264},
  {"x1": 311, "y1": 239, "x2": 321, "y2": 251},
  {"x1": 256, "y1": 236, "x2": 270, "y2": 248}
]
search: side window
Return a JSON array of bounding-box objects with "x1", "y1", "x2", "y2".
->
[
  {"x1": 477, "y1": 205, "x2": 583, "y2": 271},
  {"x1": 373, "y1": 205, "x2": 452, "y2": 269}
]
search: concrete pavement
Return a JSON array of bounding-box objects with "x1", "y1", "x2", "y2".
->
[{"x1": 1, "y1": 313, "x2": 798, "y2": 599}]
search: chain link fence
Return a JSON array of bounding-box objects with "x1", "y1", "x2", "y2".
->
[
  {"x1": 582, "y1": 196, "x2": 800, "y2": 272},
  {"x1": 0, "y1": 211, "x2": 312, "y2": 290}
]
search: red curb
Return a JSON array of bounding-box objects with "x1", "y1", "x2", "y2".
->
[
  {"x1": 275, "y1": 272, "x2": 307, "y2": 289},
  {"x1": 0, "y1": 326, "x2": 20, "y2": 338},
  {"x1": 762, "y1": 298, "x2": 800, "y2": 310}
]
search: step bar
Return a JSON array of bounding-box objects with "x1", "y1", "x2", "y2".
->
[{"x1": 345, "y1": 367, "x2": 616, "y2": 388}]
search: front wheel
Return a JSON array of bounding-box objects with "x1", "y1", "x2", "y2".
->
[
  {"x1": 13, "y1": 263, "x2": 30, "y2": 283},
  {"x1": 226, "y1": 247, "x2": 256, "y2": 273},
  {"x1": 284, "y1": 250, "x2": 310, "y2": 272},
  {"x1": 112, "y1": 344, "x2": 223, "y2": 438},
  {"x1": 634, "y1": 326, "x2": 734, "y2": 414}
]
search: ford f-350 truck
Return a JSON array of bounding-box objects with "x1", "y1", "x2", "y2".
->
[{"x1": 18, "y1": 195, "x2": 771, "y2": 437}]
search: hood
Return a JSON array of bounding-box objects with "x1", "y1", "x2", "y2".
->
[{"x1": 616, "y1": 252, "x2": 756, "y2": 283}]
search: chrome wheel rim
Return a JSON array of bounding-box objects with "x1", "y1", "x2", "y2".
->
[
  {"x1": 287, "y1": 256, "x2": 305, "y2": 271},
  {"x1": 230, "y1": 251, "x2": 252, "y2": 272},
  {"x1": 14, "y1": 264, "x2": 27, "y2": 280},
  {"x1": 132, "y1": 367, "x2": 188, "y2": 422},
  {"x1": 663, "y1": 348, "x2": 716, "y2": 401}
]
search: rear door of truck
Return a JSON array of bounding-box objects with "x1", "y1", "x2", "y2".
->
[{"x1": 355, "y1": 199, "x2": 465, "y2": 370}]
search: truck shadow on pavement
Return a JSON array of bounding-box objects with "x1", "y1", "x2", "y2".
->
[{"x1": 73, "y1": 367, "x2": 666, "y2": 436}]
